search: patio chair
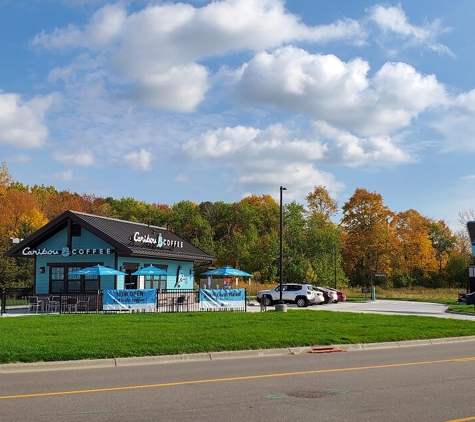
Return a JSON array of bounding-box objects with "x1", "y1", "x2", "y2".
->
[
  {"x1": 47, "y1": 296, "x2": 61, "y2": 313},
  {"x1": 64, "y1": 297, "x2": 78, "y2": 313},
  {"x1": 77, "y1": 297, "x2": 90, "y2": 312},
  {"x1": 174, "y1": 295, "x2": 189, "y2": 312},
  {"x1": 27, "y1": 296, "x2": 41, "y2": 313},
  {"x1": 157, "y1": 297, "x2": 170, "y2": 312}
]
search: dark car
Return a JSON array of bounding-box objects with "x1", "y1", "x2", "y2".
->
[
  {"x1": 458, "y1": 291, "x2": 467, "y2": 302},
  {"x1": 465, "y1": 292, "x2": 475, "y2": 305}
]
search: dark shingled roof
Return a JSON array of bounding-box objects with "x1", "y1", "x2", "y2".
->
[{"x1": 5, "y1": 210, "x2": 215, "y2": 263}]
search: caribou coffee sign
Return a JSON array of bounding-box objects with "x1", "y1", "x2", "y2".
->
[
  {"x1": 22, "y1": 246, "x2": 114, "y2": 257},
  {"x1": 133, "y1": 232, "x2": 183, "y2": 249}
]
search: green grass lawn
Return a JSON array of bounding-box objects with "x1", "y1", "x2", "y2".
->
[
  {"x1": 447, "y1": 304, "x2": 475, "y2": 313},
  {"x1": 1, "y1": 310, "x2": 475, "y2": 364}
]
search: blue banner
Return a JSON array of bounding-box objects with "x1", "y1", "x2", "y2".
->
[
  {"x1": 103, "y1": 289, "x2": 157, "y2": 311},
  {"x1": 199, "y1": 289, "x2": 245, "y2": 310}
]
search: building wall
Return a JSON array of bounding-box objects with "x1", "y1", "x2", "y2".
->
[
  {"x1": 33, "y1": 227, "x2": 117, "y2": 293},
  {"x1": 116, "y1": 258, "x2": 195, "y2": 290},
  {"x1": 30, "y1": 226, "x2": 196, "y2": 293}
]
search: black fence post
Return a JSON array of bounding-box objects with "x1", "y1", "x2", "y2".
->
[{"x1": 1, "y1": 288, "x2": 5, "y2": 315}]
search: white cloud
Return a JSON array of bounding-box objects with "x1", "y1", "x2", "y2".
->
[
  {"x1": 41, "y1": 170, "x2": 75, "y2": 182},
  {"x1": 175, "y1": 173, "x2": 189, "y2": 183},
  {"x1": 86, "y1": 4, "x2": 126, "y2": 46},
  {"x1": 129, "y1": 64, "x2": 209, "y2": 112},
  {"x1": 0, "y1": 91, "x2": 58, "y2": 148},
  {"x1": 182, "y1": 123, "x2": 342, "y2": 196},
  {"x1": 235, "y1": 46, "x2": 447, "y2": 135},
  {"x1": 123, "y1": 149, "x2": 152, "y2": 171},
  {"x1": 54, "y1": 150, "x2": 95, "y2": 166},
  {"x1": 312, "y1": 121, "x2": 414, "y2": 166},
  {"x1": 367, "y1": 4, "x2": 454, "y2": 57},
  {"x1": 182, "y1": 124, "x2": 327, "y2": 164},
  {"x1": 33, "y1": 25, "x2": 87, "y2": 51},
  {"x1": 5, "y1": 154, "x2": 31, "y2": 163},
  {"x1": 32, "y1": 0, "x2": 364, "y2": 112},
  {"x1": 428, "y1": 89, "x2": 475, "y2": 153}
]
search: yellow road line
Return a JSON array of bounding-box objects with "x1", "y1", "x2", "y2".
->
[{"x1": 1, "y1": 356, "x2": 475, "y2": 400}]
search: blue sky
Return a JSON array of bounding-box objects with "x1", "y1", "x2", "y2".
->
[{"x1": 2, "y1": 0, "x2": 475, "y2": 230}]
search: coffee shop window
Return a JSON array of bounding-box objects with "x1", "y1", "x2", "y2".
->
[
  {"x1": 145, "y1": 275, "x2": 166, "y2": 290},
  {"x1": 63, "y1": 266, "x2": 99, "y2": 293},
  {"x1": 84, "y1": 274, "x2": 98, "y2": 291},
  {"x1": 51, "y1": 266, "x2": 65, "y2": 293},
  {"x1": 68, "y1": 266, "x2": 81, "y2": 291}
]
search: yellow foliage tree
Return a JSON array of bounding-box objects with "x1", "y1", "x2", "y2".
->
[{"x1": 392, "y1": 209, "x2": 438, "y2": 284}]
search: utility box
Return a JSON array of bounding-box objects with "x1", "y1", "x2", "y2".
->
[{"x1": 469, "y1": 266, "x2": 475, "y2": 293}]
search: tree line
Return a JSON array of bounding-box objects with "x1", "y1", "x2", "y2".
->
[{"x1": 0, "y1": 162, "x2": 473, "y2": 290}]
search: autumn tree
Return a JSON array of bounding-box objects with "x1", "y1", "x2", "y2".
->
[
  {"x1": 0, "y1": 169, "x2": 46, "y2": 287},
  {"x1": 429, "y1": 220, "x2": 458, "y2": 284},
  {"x1": 283, "y1": 201, "x2": 308, "y2": 284},
  {"x1": 0, "y1": 162, "x2": 12, "y2": 197},
  {"x1": 167, "y1": 200, "x2": 215, "y2": 255},
  {"x1": 216, "y1": 196, "x2": 279, "y2": 282},
  {"x1": 456, "y1": 209, "x2": 475, "y2": 257},
  {"x1": 306, "y1": 185, "x2": 338, "y2": 218},
  {"x1": 302, "y1": 186, "x2": 346, "y2": 287},
  {"x1": 391, "y1": 210, "x2": 438, "y2": 288},
  {"x1": 341, "y1": 188, "x2": 395, "y2": 286}
]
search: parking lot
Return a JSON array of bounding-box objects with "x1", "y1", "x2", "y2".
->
[{"x1": 248, "y1": 299, "x2": 475, "y2": 320}]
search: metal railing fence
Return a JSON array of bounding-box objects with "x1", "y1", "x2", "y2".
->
[{"x1": 1, "y1": 288, "x2": 247, "y2": 315}]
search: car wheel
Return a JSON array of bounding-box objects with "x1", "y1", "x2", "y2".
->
[
  {"x1": 264, "y1": 296, "x2": 273, "y2": 306},
  {"x1": 296, "y1": 297, "x2": 308, "y2": 307}
]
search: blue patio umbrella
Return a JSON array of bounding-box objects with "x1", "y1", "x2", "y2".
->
[
  {"x1": 202, "y1": 266, "x2": 253, "y2": 277},
  {"x1": 69, "y1": 264, "x2": 127, "y2": 276},
  {"x1": 131, "y1": 266, "x2": 168, "y2": 276}
]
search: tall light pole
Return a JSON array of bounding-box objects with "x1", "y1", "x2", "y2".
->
[
  {"x1": 334, "y1": 244, "x2": 337, "y2": 289},
  {"x1": 279, "y1": 186, "x2": 287, "y2": 304}
]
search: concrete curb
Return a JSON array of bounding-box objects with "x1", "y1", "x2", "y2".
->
[
  {"x1": 2, "y1": 336, "x2": 475, "y2": 373},
  {"x1": 0, "y1": 358, "x2": 118, "y2": 373},
  {"x1": 445, "y1": 310, "x2": 475, "y2": 317}
]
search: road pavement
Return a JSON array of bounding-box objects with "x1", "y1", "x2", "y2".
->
[{"x1": 2, "y1": 340, "x2": 475, "y2": 422}]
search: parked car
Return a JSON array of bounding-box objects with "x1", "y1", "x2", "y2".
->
[
  {"x1": 465, "y1": 292, "x2": 475, "y2": 305},
  {"x1": 314, "y1": 287, "x2": 338, "y2": 303},
  {"x1": 313, "y1": 290, "x2": 325, "y2": 305},
  {"x1": 257, "y1": 284, "x2": 320, "y2": 307},
  {"x1": 326, "y1": 287, "x2": 347, "y2": 302}
]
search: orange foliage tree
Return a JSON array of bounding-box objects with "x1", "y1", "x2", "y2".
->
[
  {"x1": 391, "y1": 209, "x2": 438, "y2": 287},
  {"x1": 341, "y1": 188, "x2": 395, "y2": 286}
]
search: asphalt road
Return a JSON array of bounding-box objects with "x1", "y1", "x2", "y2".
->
[{"x1": 1, "y1": 340, "x2": 475, "y2": 422}]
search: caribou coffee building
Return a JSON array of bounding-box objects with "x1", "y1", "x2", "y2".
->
[{"x1": 5, "y1": 210, "x2": 215, "y2": 294}]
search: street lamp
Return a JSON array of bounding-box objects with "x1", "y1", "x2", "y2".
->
[
  {"x1": 279, "y1": 186, "x2": 287, "y2": 304},
  {"x1": 333, "y1": 245, "x2": 337, "y2": 289}
]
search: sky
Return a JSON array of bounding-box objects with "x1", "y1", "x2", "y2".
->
[{"x1": 1, "y1": 0, "x2": 475, "y2": 230}]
